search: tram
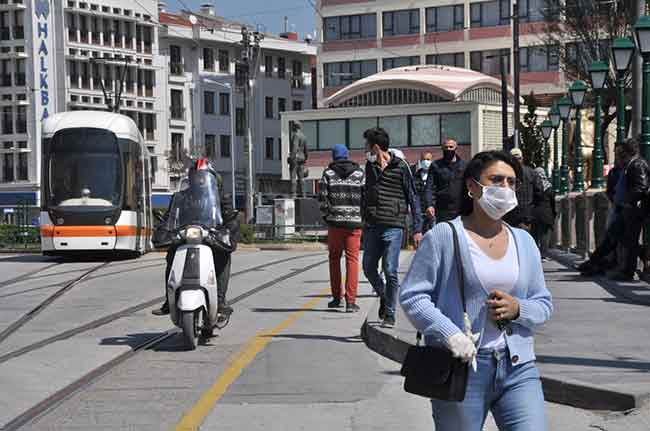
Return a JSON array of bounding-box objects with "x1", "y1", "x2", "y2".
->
[{"x1": 40, "y1": 111, "x2": 154, "y2": 256}]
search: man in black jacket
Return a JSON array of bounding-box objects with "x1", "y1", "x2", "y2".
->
[
  {"x1": 424, "y1": 138, "x2": 467, "y2": 223},
  {"x1": 319, "y1": 144, "x2": 365, "y2": 313},
  {"x1": 607, "y1": 139, "x2": 650, "y2": 280},
  {"x1": 412, "y1": 151, "x2": 434, "y2": 232},
  {"x1": 362, "y1": 127, "x2": 422, "y2": 328},
  {"x1": 504, "y1": 148, "x2": 544, "y2": 230}
]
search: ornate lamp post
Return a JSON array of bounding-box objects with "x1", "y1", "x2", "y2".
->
[
  {"x1": 549, "y1": 103, "x2": 561, "y2": 194},
  {"x1": 588, "y1": 61, "x2": 609, "y2": 189},
  {"x1": 610, "y1": 38, "x2": 635, "y2": 146},
  {"x1": 569, "y1": 80, "x2": 588, "y2": 192},
  {"x1": 635, "y1": 16, "x2": 650, "y2": 161},
  {"x1": 557, "y1": 96, "x2": 572, "y2": 195},
  {"x1": 541, "y1": 119, "x2": 553, "y2": 178}
]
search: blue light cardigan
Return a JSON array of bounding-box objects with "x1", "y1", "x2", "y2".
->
[{"x1": 399, "y1": 217, "x2": 553, "y2": 365}]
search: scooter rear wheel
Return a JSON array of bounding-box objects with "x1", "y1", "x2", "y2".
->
[{"x1": 180, "y1": 310, "x2": 199, "y2": 350}]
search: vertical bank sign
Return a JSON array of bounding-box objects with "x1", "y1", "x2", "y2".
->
[{"x1": 34, "y1": 0, "x2": 51, "y2": 121}]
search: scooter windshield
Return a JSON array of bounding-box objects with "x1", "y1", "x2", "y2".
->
[{"x1": 167, "y1": 171, "x2": 223, "y2": 230}]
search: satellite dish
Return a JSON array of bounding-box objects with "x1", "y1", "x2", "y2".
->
[{"x1": 188, "y1": 15, "x2": 198, "y2": 25}]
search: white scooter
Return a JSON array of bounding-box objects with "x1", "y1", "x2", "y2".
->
[{"x1": 166, "y1": 224, "x2": 232, "y2": 349}]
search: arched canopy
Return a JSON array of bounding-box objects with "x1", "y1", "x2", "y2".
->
[{"x1": 325, "y1": 65, "x2": 515, "y2": 108}]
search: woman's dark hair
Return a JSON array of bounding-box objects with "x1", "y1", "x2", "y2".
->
[
  {"x1": 460, "y1": 150, "x2": 522, "y2": 216},
  {"x1": 619, "y1": 138, "x2": 639, "y2": 157},
  {"x1": 363, "y1": 127, "x2": 390, "y2": 151}
]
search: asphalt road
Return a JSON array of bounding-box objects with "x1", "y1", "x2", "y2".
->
[{"x1": 0, "y1": 251, "x2": 648, "y2": 430}]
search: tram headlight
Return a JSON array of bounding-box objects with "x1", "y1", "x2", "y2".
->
[
  {"x1": 104, "y1": 217, "x2": 112, "y2": 225},
  {"x1": 56, "y1": 218, "x2": 64, "y2": 225}
]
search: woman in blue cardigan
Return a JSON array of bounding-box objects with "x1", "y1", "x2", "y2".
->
[{"x1": 400, "y1": 151, "x2": 553, "y2": 431}]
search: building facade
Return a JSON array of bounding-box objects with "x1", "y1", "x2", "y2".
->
[
  {"x1": 0, "y1": 1, "x2": 316, "y2": 214},
  {"x1": 316, "y1": 0, "x2": 565, "y2": 106},
  {"x1": 0, "y1": 0, "x2": 164, "y2": 211},
  {"x1": 158, "y1": 7, "x2": 316, "y2": 205}
]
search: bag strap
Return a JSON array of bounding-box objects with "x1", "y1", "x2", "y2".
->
[{"x1": 415, "y1": 221, "x2": 466, "y2": 345}]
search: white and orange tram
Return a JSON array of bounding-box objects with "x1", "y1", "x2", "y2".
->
[{"x1": 40, "y1": 111, "x2": 154, "y2": 256}]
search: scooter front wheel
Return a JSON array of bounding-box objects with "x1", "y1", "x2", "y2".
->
[{"x1": 180, "y1": 310, "x2": 199, "y2": 350}]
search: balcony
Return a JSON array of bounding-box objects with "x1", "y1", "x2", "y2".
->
[
  {"x1": 170, "y1": 106, "x2": 185, "y2": 120},
  {"x1": 145, "y1": 87, "x2": 153, "y2": 97},
  {"x1": 291, "y1": 76, "x2": 304, "y2": 90},
  {"x1": 13, "y1": 26, "x2": 23, "y2": 39},
  {"x1": 143, "y1": 43, "x2": 152, "y2": 54},
  {"x1": 80, "y1": 31, "x2": 88, "y2": 44},
  {"x1": 169, "y1": 62, "x2": 183, "y2": 76},
  {"x1": 92, "y1": 32, "x2": 100, "y2": 44},
  {"x1": 68, "y1": 28, "x2": 77, "y2": 42}
]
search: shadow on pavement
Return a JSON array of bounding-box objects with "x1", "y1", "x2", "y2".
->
[
  {"x1": 261, "y1": 333, "x2": 363, "y2": 343},
  {"x1": 302, "y1": 293, "x2": 377, "y2": 299},
  {"x1": 100, "y1": 332, "x2": 167, "y2": 349},
  {"x1": 537, "y1": 355, "x2": 650, "y2": 371}
]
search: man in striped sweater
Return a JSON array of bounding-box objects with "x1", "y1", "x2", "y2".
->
[{"x1": 319, "y1": 144, "x2": 365, "y2": 313}]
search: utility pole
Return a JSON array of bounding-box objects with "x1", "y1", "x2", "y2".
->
[
  {"x1": 512, "y1": 0, "x2": 521, "y2": 149},
  {"x1": 239, "y1": 27, "x2": 264, "y2": 222}
]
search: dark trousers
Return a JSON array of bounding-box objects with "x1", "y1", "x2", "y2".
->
[
  {"x1": 165, "y1": 246, "x2": 232, "y2": 306},
  {"x1": 591, "y1": 207, "x2": 644, "y2": 275},
  {"x1": 532, "y1": 223, "x2": 552, "y2": 256},
  {"x1": 590, "y1": 208, "x2": 624, "y2": 265}
]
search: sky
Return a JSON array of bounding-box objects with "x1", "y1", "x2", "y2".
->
[{"x1": 166, "y1": 0, "x2": 317, "y2": 38}]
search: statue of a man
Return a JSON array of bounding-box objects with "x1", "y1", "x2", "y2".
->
[{"x1": 288, "y1": 121, "x2": 308, "y2": 197}]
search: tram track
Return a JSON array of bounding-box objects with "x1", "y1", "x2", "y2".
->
[
  {"x1": 0, "y1": 254, "x2": 328, "y2": 431},
  {"x1": 0, "y1": 253, "x2": 325, "y2": 364},
  {"x1": 0, "y1": 262, "x2": 62, "y2": 289}
]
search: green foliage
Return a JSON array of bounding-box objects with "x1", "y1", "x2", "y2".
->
[
  {"x1": 520, "y1": 92, "x2": 545, "y2": 168},
  {"x1": 0, "y1": 225, "x2": 40, "y2": 247},
  {"x1": 240, "y1": 224, "x2": 255, "y2": 244}
]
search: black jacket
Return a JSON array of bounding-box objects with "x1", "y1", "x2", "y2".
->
[
  {"x1": 532, "y1": 188, "x2": 557, "y2": 227},
  {"x1": 504, "y1": 165, "x2": 544, "y2": 226},
  {"x1": 606, "y1": 166, "x2": 622, "y2": 204},
  {"x1": 318, "y1": 159, "x2": 365, "y2": 229},
  {"x1": 364, "y1": 156, "x2": 422, "y2": 232},
  {"x1": 623, "y1": 157, "x2": 650, "y2": 208},
  {"x1": 424, "y1": 157, "x2": 467, "y2": 222},
  {"x1": 411, "y1": 165, "x2": 429, "y2": 216}
]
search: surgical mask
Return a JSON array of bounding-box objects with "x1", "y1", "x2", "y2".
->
[
  {"x1": 443, "y1": 150, "x2": 456, "y2": 162},
  {"x1": 474, "y1": 180, "x2": 518, "y2": 221},
  {"x1": 366, "y1": 151, "x2": 377, "y2": 163},
  {"x1": 419, "y1": 159, "x2": 432, "y2": 171}
]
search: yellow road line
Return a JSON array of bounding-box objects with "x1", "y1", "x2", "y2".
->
[{"x1": 174, "y1": 290, "x2": 328, "y2": 431}]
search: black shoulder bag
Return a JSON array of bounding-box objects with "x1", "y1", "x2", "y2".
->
[{"x1": 400, "y1": 222, "x2": 469, "y2": 401}]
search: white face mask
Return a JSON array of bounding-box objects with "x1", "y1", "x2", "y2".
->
[
  {"x1": 419, "y1": 159, "x2": 432, "y2": 171},
  {"x1": 475, "y1": 180, "x2": 518, "y2": 221},
  {"x1": 366, "y1": 151, "x2": 377, "y2": 163}
]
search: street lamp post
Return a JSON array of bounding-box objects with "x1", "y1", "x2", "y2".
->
[
  {"x1": 588, "y1": 61, "x2": 609, "y2": 189},
  {"x1": 541, "y1": 119, "x2": 553, "y2": 178},
  {"x1": 611, "y1": 38, "x2": 636, "y2": 147},
  {"x1": 549, "y1": 103, "x2": 561, "y2": 194},
  {"x1": 635, "y1": 16, "x2": 650, "y2": 161},
  {"x1": 558, "y1": 97, "x2": 572, "y2": 195},
  {"x1": 569, "y1": 81, "x2": 588, "y2": 192}
]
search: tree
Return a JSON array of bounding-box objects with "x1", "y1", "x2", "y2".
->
[
  {"x1": 520, "y1": 92, "x2": 546, "y2": 167},
  {"x1": 542, "y1": 0, "x2": 638, "y2": 160}
]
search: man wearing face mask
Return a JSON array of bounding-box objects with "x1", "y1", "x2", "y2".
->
[
  {"x1": 362, "y1": 127, "x2": 423, "y2": 328},
  {"x1": 412, "y1": 152, "x2": 434, "y2": 232},
  {"x1": 424, "y1": 138, "x2": 467, "y2": 223}
]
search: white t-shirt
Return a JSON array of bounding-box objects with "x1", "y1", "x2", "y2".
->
[{"x1": 463, "y1": 227, "x2": 519, "y2": 350}]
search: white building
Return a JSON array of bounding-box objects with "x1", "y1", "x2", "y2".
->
[
  {"x1": 0, "y1": 0, "x2": 164, "y2": 212},
  {"x1": 158, "y1": 6, "x2": 317, "y2": 206}
]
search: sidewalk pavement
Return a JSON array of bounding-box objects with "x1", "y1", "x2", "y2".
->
[{"x1": 362, "y1": 254, "x2": 650, "y2": 412}]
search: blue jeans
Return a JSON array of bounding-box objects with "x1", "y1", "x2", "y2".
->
[
  {"x1": 431, "y1": 348, "x2": 546, "y2": 431},
  {"x1": 362, "y1": 225, "x2": 404, "y2": 318}
]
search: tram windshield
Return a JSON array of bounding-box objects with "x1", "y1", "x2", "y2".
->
[
  {"x1": 166, "y1": 170, "x2": 223, "y2": 230},
  {"x1": 48, "y1": 129, "x2": 122, "y2": 208}
]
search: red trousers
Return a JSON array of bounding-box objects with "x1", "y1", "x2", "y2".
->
[{"x1": 327, "y1": 227, "x2": 362, "y2": 303}]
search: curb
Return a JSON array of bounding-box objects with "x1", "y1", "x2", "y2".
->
[{"x1": 361, "y1": 307, "x2": 648, "y2": 411}]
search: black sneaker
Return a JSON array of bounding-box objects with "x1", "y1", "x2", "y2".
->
[
  {"x1": 346, "y1": 302, "x2": 361, "y2": 313},
  {"x1": 152, "y1": 301, "x2": 170, "y2": 316},
  {"x1": 378, "y1": 299, "x2": 386, "y2": 320},
  {"x1": 328, "y1": 298, "x2": 344, "y2": 308},
  {"x1": 217, "y1": 305, "x2": 233, "y2": 324},
  {"x1": 382, "y1": 315, "x2": 395, "y2": 328}
]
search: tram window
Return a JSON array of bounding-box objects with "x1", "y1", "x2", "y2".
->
[{"x1": 48, "y1": 129, "x2": 122, "y2": 207}]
